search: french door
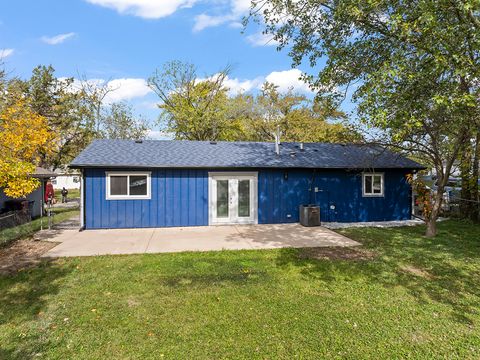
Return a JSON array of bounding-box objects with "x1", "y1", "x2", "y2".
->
[{"x1": 209, "y1": 172, "x2": 258, "y2": 225}]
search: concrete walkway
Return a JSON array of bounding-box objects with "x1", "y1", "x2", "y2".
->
[{"x1": 42, "y1": 224, "x2": 359, "y2": 257}]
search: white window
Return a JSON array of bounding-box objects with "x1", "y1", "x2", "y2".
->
[
  {"x1": 362, "y1": 173, "x2": 384, "y2": 197},
  {"x1": 106, "y1": 172, "x2": 151, "y2": 200}
]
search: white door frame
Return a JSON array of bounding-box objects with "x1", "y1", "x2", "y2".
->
[{"x1": 208, "y1": 172, "x2": 258, "y2": 225}]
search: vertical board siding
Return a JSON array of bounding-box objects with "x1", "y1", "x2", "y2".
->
[
  {"x1": 85, "y1": 167, "x2": 412, "y2": 229},
  {"x1": 258, "y1": 169, "x2": 412, "y2": 224},
  {"x1": 84, "y1": 168, "x2": 209, "y2": 229}
]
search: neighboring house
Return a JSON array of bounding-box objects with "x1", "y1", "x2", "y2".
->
[
  {"x1": 70, "y1": 140, "x2": 424, "y2": 229},
  {"x1": 51, "y1": 170, "x2": 81, "y2": 190},
  {"x1": 0, "y1": 166, "x2": 56, "y2": 218}
]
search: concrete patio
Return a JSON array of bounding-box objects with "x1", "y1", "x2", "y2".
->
[{"x1": 42, "y1": 224, "x2": 359, "y2": 257}]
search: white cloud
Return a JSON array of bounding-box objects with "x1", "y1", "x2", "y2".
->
[
  {"x1": 59, "y1": 77, "x2": 153, "y2": 103},
  {"x1": 0, "y1": 48, "x2": 14, "y2": 59},
  {"x1": 85, "y1": 0, "x2": 197, "y2": 19},
  {"x1": 264, "y1": 69, "x2": 313, "y2": 94},
  {"x1": 197, "y1": 73, "x2": 262, "y2": 96},
  {"x1": 193, "y1": 13, "x2": 234, "y2": 32},
  {"x1": 41, "y1": 32, "x2": 76, "y2": 45},
  {"x1": 245, "y1": 32, "x2": 279, "y2": 47},
  {"x1": 193, "y1": 0, "x2": 252, "y2": 31},
  {"x1": 223, "y1": 76, "x2": 263, "y2": 95},
  {"x1": 199, "y1": 69, "x2": 312, "y2": 96},
  {"x1": 231, "y1": 0, "x2": 251, "y2": 14},
  {"x1": 147, "y1": 130, "x2": 172, "y2": 140},
  {"x1": 104, "y1": 78, "x2": 152, "y2": 102}
]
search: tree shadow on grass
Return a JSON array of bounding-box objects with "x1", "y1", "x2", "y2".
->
[
  {"x1": 275, "y1": 221, "x2": 480, "y2": 325},
  {"x1": 0, "y1": 260, "x2": 76, "y2": 359},
  {"x1": 156, "y1": 255, "x2": 272, "y2": 289}
]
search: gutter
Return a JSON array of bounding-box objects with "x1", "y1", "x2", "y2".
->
[{"x1": 79, "y1": 168, "x2": 86, "y2": 231}]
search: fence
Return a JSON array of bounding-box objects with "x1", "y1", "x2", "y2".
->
[{"x1": 0, "y1": 210, "x2": 32, "y2": 230}]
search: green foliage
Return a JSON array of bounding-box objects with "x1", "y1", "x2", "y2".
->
[
  {"x1": 251, "y1": 0, "x2": 480, "y2": 235},
  {"x1": 13, "y1": 66, "x2": 98, "y2": 170},
  {"x1": 100, "y1": 102, "x2": 149, "y2": 140},
  {"x1": 149, "y1": 62, "x2": 358, "y2": 143},
  {"x1": 236, "y1": 82, "x2": 360, "y2": 143},
  {"x1": 1, "y1": 221, "x2": 479, "y2": 358},
  {"x1": 149, "y1": 61, "x2": 236, "y2": 141}
]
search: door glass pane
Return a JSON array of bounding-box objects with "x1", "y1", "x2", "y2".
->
[
  {"x1": 130, "y1": 175, "x2": 148, "y2": 195},
  {"x1": 216, "y1": 180, "x2": 229, "y2": 218},
  {"x1": 110, "y1": 176, "x2": 128, "y2": 195},
  {"x1": 238, "y1": 179, "x2": 250, "y2": 217}
]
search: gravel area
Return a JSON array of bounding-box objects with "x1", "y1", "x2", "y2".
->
[{"x1": 323, "y1": 219, "x2": 425, "y2": 229}]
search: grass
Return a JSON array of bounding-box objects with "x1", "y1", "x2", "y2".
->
[
  {"x1": 1, "y1": 220, "x2": 480, "y2": 359},
  {"x1": 54, "y1": 188, "x2": 80, "y2": 199},
  {"x1": 0, "y1": 207, "x2": 79, "y2": 246}
]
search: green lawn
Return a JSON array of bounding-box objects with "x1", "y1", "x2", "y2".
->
[
  {"x1": 0, "y1": 207, "x2": 79, "y2": 246},
  {"x1": 54, "y1": 188, "x2": 80, "y2": 199},
  {"x1": 1, "y1": 221, "x2": 479, "y2": 359}
]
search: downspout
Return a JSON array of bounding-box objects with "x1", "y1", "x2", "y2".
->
[{"x1": 79, "y1": 168, "x2": 85, "y2": 231}]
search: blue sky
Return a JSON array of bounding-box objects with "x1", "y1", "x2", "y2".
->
[{"x1": 0, "y1": 0, "x2": 351, "y2": 137}]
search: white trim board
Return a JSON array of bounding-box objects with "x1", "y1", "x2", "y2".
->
[
  {"x1": 208, "y1": 171, "x2": 258, "y2": 225},
  {"x1": 105, "y1": 171, "x2": 152, "y2": 200},
  {"x1": 362, "y1": 172, "x2": 385, "y2": 197}
]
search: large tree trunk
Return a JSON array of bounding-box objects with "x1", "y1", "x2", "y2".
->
[{"x1": 425, "y1": 187, "x2": 444, "y2": 237}]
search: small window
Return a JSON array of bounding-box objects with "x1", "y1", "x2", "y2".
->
[
  {"x1": 106, "y1": 172, "x2": 151, "y2": 200},
  {"x1": 362, "y1": 173, "x2": 384, "y2": 197}
]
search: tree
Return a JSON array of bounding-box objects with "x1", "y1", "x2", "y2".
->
[
  {"x1": 101, "y1": 102, "x2": 149, "y2": 140},
  {"x1": 251, "y1": 0, "x2": 480, "y2": 236},
  {"x1": 148, "y1": 61, "x2": 236, "y2": 141},
  {"x1": 240, "y1": 82, "x2": 358, "y2": 143},
  {"x1": 20, "y1": 65, "x2": 98, "y2": 170},
  {"x1": 0, "y1": 99, "x2": 53, "y2": 197},
  {"x1": 460, "y1": 131, "x2": 480, "y2": 221}
]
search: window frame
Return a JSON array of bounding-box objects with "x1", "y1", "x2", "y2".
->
[
  {"x1": 106, "y1": 171, "x2": 151, "y2": 200},
  {"x1": 362, "y1": 172, "x2": 385, "y2": 197}
]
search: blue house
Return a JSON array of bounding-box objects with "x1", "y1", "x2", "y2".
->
[{"x1": 70, "y1": 140, "x2": 424, "y2": 229}]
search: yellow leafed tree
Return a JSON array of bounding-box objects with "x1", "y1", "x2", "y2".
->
[{"x1": 0, "y1": 99, "x2": 53, "y2": 198}]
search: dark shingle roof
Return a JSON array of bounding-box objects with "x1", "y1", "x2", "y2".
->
[
  {"x1": 32, "y1": 167, "x2": 56, "y2": 178},
  {"x1": 70, "y1": 139, "x2": 424, "y2": 170}
]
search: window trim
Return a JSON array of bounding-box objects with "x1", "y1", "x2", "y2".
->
[
  {"x1": 106, "y1": 171, "x2": 151, "y2": 200},
  {"x1": 362, "y1": 172, "x2": 385, "y2": 197}
]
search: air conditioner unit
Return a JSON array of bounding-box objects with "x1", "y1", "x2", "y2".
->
[{"x1": 299, "y1": 204, "x2": 321, "y2": 227}]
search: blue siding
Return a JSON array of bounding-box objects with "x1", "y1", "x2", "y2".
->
[
  {"x1": 84, "y1": 168, "x2": 209, "y2": 229},
  {"x1": 258, "y1": 169, "x2": 412, "y2": 223},
  {"x1": 84, "y1": 168, "x2": 412, "y2": 229}
]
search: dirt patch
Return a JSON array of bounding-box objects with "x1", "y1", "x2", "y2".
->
[
  {"x1": 298, "y1": 247, "x2": 376, "y2": 261},
  {"x1": 400, "y1": 265, "x2": 434, "y2": 279},
  {"x1": 0, "y1": 239, "x2": 57, "y2": 275}
]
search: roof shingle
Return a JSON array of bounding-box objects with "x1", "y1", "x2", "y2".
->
[{"x1": 70, "y1": 139, "x2": 424, "y2": 170}]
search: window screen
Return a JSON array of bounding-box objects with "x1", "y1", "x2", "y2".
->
[{"x1": 110, "y1": 176, "x2": 128, "y2": 195}]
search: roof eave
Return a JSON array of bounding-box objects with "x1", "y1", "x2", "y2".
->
[{"x1": 69, "y1": 163, "x2": 426, "y2": 170}]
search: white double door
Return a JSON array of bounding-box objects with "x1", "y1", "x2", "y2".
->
[{"x1": 209, "y1": 172, "x2": 258, "y2": 225}]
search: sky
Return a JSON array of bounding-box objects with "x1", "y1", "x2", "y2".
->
[{"x1": 0, "y1": 0, "x2": 350, "y2": 138}]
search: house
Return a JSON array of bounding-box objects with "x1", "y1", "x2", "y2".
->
[
  {"x1": 51, "y1": 170, "x2": 81, "y2": 190},
  {"x1": 0, "y1": 166, "x2": 56, "y2": 219},
  {"x1": 70, "y1": 139, "x2": 424, "y2": 229}
]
